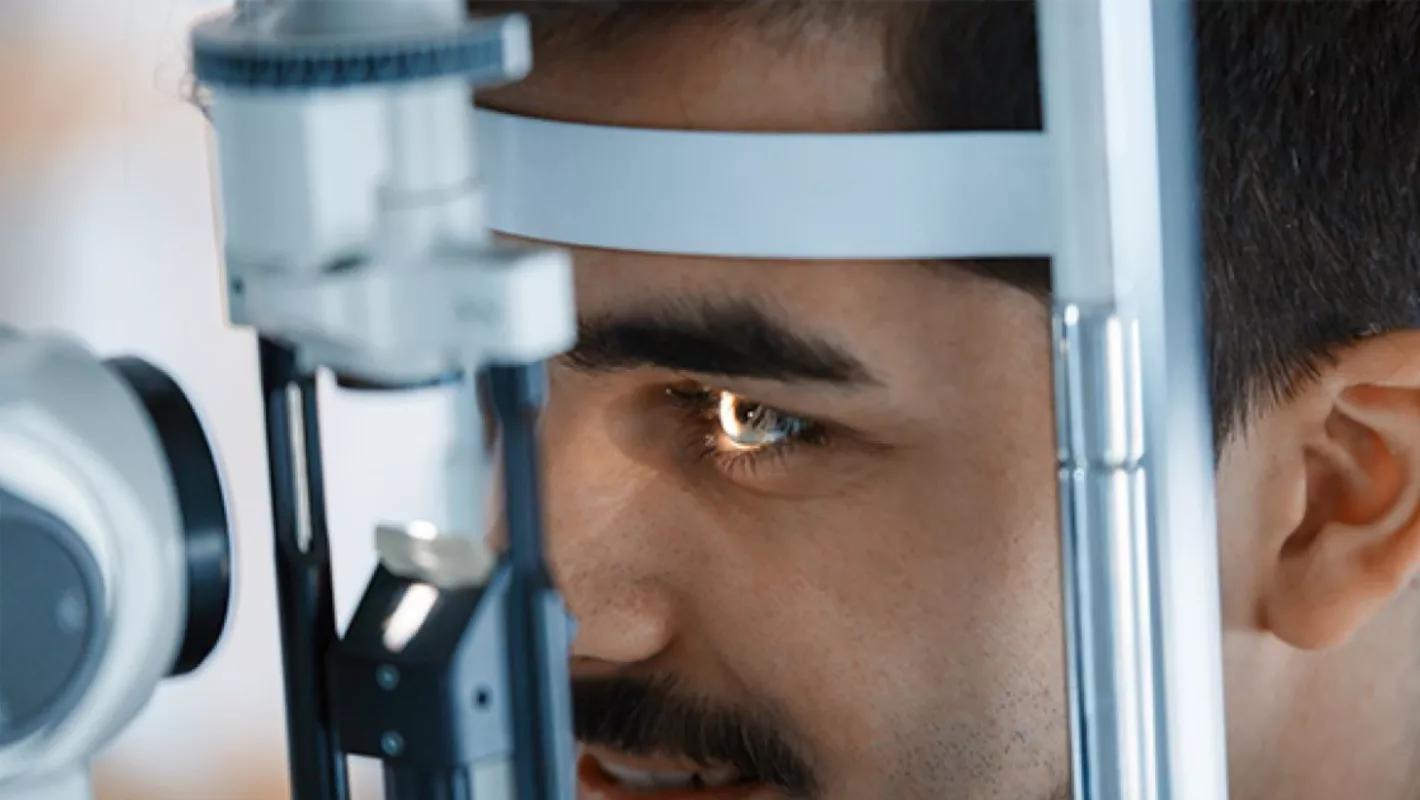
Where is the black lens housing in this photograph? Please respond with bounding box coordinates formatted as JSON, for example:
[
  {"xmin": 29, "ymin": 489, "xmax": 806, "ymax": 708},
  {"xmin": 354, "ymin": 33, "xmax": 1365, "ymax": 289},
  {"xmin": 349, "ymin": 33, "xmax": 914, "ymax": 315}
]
[{"xmin": 107, "ymin": 357, "xmax": 233, "ymax": 677}]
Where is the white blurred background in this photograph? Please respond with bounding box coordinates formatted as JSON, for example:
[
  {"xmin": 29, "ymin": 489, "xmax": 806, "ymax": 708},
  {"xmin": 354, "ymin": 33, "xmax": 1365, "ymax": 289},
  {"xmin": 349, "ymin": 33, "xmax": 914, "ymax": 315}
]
[{"xmin": 0, "ymin": 1, "xmax": 458, "ymax": 797}]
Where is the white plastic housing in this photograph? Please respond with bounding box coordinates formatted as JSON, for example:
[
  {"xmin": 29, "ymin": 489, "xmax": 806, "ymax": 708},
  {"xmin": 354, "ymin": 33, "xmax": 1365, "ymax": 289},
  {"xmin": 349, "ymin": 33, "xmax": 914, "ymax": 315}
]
[
  {"xmin": 209, "ymin": 86, "xmax": 387, "ymax": 280},
  {"xmin": 0, "ymin": 333, "xmax": 187, "ymax": 800},
  {"xmin": 207, "ymin": 80, "xmax": 575, "ymax": 382}
]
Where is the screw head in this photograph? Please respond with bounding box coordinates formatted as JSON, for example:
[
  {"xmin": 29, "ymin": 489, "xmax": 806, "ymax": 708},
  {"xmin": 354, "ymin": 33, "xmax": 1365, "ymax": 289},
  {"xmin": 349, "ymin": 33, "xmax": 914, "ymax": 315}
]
[
  {"xmin": 380, "ymin": 731, "xmax": 405, "ymax": 756},
  {"xmin": 375, "ymin": 664, "xmax": 400, "ymax": 690}
]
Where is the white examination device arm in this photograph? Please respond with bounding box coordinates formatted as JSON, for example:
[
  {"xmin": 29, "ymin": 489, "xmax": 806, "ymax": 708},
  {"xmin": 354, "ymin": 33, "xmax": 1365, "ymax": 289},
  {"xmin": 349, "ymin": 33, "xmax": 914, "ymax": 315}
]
[
  {"xmin": 0, "ymin": 334, "xmax": 233, "ymax": 800},
  {"xmin": 190, "ymin": 2, "xmax": 577, "ymax": 799}
]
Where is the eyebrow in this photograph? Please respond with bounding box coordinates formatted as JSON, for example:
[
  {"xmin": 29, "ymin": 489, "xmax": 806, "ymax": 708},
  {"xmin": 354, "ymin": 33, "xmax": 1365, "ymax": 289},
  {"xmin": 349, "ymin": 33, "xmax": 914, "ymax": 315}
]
[{"xmin": 564, "ymin": 299, "xmax": 878, "ymax": 385}]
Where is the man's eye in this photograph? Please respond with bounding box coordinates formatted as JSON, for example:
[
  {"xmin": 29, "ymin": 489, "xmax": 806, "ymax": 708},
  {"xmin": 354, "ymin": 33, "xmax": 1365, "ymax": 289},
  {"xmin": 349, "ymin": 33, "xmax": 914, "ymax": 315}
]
[
  {"xmin": 666, "ymin": 386, "xmax": 828, "ymax": 475},
  {"xmin": 716, "ymin": 391, "xmax": 816, "ymax": 450}
]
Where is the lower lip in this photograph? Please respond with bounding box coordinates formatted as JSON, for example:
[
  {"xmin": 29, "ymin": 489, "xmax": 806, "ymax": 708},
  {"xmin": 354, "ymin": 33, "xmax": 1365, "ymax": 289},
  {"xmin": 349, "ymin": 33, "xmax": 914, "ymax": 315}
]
[{"xmin": 577, "ymin": 754, "xmax": 770, "ymax": 800}]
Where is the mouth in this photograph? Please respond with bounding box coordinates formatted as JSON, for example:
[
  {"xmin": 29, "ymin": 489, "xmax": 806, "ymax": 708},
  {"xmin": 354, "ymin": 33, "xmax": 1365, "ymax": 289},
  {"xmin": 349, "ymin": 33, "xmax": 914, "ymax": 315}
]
[{"xmin": 578, "ymin": 746, "xmax": 776, "ymax": 800}]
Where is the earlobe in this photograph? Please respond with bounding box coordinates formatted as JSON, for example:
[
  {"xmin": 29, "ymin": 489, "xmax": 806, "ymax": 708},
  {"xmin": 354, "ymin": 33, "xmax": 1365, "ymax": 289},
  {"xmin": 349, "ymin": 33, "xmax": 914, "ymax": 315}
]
[{"xmin": 1262, "ymin": 382, "xmax": 1420, "ymax": 650}]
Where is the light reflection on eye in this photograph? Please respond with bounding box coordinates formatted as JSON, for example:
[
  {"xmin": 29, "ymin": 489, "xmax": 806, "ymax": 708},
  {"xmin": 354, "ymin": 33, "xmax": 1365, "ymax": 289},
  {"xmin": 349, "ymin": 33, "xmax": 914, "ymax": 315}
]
[
  {"xmin": 665, "ymin": 384, "xmax": 828, "ymax": 475},
  {"xmin": 716, "ymin": 391, "xmax": 816, "ymax": 451}
]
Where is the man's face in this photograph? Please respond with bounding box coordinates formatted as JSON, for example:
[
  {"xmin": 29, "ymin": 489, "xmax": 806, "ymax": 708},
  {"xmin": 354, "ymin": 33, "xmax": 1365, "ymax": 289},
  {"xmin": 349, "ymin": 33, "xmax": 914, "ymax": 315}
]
[{"xmin": 485, "ymin": 16, "xmax": 1069, "ymax": 799}]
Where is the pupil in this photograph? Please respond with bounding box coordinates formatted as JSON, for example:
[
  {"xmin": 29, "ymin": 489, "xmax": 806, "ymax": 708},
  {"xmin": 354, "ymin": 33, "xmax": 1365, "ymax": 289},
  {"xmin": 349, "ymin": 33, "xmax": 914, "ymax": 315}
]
[{"xmin": 735, "ymin": 401, "xmax": 762, "ymax": 425}]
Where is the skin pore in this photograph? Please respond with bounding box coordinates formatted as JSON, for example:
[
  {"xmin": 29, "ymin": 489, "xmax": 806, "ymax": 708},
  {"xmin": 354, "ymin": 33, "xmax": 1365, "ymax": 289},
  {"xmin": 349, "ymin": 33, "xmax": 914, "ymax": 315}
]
[{"xmin": 479, "ymin": 9, "xmax": 1420, "ymax": 800}]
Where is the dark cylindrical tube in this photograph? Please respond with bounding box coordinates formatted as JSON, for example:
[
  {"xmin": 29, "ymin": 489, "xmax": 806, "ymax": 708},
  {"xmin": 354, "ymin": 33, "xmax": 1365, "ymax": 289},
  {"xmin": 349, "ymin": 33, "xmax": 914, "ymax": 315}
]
[
  {"xmin": 258, "ymin": 338, "xmax": 349, "ymax": 800},
  {"xmin": 489, "ymin": 364, "xmax": 576, "ymax": 800}
]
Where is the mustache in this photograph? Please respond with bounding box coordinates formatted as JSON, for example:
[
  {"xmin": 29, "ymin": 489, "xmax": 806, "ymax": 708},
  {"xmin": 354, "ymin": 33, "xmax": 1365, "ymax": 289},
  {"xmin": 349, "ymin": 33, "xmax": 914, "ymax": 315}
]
[{"xmin": 573, "ymin": 675, "xmax": 818, "ymax": 797}]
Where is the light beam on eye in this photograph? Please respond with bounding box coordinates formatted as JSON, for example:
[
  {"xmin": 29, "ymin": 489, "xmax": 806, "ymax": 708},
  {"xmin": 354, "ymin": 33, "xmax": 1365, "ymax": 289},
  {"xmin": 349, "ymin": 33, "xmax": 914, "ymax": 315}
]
[{"xmin": 718, "ymin": 391, "xmax": 757, "ymax": 450}]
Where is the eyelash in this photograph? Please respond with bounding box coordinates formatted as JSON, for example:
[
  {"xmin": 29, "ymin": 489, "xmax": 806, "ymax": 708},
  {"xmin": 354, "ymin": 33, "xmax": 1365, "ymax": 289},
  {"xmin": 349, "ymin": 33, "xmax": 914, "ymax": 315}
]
[{"xmin": 665, "ymin": 385, "xmax": 829, "ymax": 478}]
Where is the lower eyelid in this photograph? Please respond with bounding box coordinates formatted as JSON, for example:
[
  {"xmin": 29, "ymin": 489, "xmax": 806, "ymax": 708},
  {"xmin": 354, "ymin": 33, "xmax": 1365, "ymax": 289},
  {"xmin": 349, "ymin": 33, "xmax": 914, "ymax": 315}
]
[{"xmin": 710, "ymin": 440, "xmax": 798, "ymax": 481}]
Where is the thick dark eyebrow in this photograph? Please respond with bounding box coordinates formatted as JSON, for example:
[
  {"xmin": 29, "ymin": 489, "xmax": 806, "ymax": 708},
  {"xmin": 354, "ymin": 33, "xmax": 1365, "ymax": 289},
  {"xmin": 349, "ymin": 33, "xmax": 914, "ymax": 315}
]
[{"xmin": 564, "ymin": 300, "xmax": 878, "ymax": 385}]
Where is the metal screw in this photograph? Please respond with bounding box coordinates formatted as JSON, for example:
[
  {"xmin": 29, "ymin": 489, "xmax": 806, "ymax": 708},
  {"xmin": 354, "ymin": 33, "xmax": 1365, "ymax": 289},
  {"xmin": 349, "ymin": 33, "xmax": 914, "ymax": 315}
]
[
  {"xmin": 375, "ymin": 664, "xmax": 400, "ymax": 690},
  {"xmin": 380, "ymin": 731, "xmax": 405, "ymax": 757}
]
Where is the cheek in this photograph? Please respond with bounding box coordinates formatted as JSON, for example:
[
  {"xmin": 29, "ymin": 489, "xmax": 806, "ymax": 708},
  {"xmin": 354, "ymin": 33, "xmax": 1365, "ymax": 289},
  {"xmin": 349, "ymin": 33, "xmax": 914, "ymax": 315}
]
[{"xmin": 683, "ymin": 417, "xmax": 1066, "ymax": 782}]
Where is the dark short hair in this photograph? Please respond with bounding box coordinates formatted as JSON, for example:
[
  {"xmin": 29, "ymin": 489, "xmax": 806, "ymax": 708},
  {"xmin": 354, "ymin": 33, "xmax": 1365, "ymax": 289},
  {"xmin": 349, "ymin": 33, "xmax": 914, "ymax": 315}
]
[{"xmin": 474, "ymin": 1, "xmax": 1420, "ymax": 443}]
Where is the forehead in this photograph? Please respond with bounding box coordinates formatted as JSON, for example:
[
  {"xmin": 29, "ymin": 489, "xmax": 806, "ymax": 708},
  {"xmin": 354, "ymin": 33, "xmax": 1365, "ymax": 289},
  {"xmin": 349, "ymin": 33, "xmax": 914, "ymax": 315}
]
[{"xmin": 478, "ymin": 10, "xmax": 895, "ymax": 131}]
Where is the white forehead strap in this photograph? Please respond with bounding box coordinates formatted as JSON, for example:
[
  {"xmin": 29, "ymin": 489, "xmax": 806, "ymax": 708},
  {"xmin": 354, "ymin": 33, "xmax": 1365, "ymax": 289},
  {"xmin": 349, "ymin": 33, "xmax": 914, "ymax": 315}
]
[{"xmin": 476, "ymin": 109, "xmax": 1050, "ymax": 261}]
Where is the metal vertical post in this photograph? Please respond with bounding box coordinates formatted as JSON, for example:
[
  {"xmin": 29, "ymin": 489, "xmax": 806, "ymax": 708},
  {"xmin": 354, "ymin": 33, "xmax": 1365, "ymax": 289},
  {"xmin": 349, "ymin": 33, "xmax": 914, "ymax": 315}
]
[
  {"xmin": 258, "ymin": 339, "xmax": 349, "ymax": 800},
  {"xmin": 489, "ymin": 364, "xmax": 577, "ymax": 800},
  {"xmin": 1143, "ymin": 3, "xmax": 1230, "ymax": 798},
  {"xmin": 1038, "ymin": 1, "xmax": 1229, "ymax": 799}
]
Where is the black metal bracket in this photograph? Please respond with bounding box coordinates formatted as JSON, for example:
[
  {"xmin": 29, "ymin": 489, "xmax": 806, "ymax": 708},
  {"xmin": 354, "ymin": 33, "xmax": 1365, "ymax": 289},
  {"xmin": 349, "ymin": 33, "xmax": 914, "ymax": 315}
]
[{"xmin": 328, "ymin": 565, "xmax": 514, "ymax": 800}]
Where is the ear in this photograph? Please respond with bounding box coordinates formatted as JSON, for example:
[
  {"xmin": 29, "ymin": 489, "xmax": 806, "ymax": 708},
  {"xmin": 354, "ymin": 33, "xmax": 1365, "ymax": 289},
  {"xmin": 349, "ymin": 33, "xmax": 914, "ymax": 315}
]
[{"xmin": 1254, "ymin": 332, "xmax": 1420, "ymax": 649}]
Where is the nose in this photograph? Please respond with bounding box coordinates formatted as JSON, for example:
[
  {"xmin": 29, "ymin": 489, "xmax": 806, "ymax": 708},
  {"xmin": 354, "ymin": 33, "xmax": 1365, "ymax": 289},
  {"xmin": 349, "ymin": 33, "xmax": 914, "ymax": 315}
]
[
  {"xmin": 547, "ymin": 454, "xmax": 681, "ymax": 673},
  {"xmin": 563, "ymin": 572, "xmax": 678, "ymax": 670},
  {"xmin": 486, "ymin": 512, "xmax": 679, "ymax": 670},
  {"xmin": 485, "ymin": 398, "xmax": 683, "ymax": 674}
]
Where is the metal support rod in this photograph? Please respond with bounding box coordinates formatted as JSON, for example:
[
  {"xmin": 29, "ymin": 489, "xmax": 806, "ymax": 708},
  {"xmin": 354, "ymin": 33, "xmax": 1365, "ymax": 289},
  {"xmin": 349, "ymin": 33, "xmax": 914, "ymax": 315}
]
[
  {"xmin": 1038, "ymin": 1, "xmax": 1228, "ymax": 799},
  {"xmin": 258, "ymin": 338, "xmax": 349, "ymax": 800},
  {"xmin": 488, "ymin": 364, "xmax": 575, "ymax": 800},
  {"xmin": 1142, "ymin": 2, "xmax": 1230, "ymax": 798}
]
